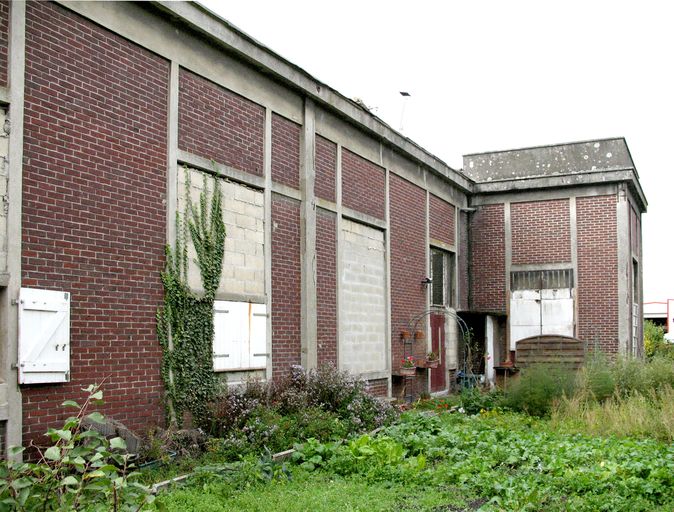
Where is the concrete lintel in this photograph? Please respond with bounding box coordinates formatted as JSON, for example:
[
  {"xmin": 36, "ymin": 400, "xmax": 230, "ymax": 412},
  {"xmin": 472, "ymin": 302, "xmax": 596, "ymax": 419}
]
[
  {"xmin": 315, "ymin": 197, "xmax": 337, "ymax": 214},
  {"xmin": 511, "ymin": 262, "xmax": 573, "ymax": 272},
  {"xmin": 271, "ymin": 182, "xmax": 301, "ymax": 202},
  {"xmin": 177, "ymin": 149, "xmax": 266, "ymax": 190},
  {"xmin": 429, "ymin": 238, "xmax": 454, "ymax": 253},
  {"xmin": 359, "ymin": 370, "xmax": 390, "ymax": 381},
  {"xmin": 341, "ymin": 207, "xmax": 387, "ymax": 231},
  {"xmin": 471, "ymin": 183, "xmax": 619, "ymax": 206},
  {"xmin": 214, "ymin": 291, "xmax": 266, "ymax": 304}
]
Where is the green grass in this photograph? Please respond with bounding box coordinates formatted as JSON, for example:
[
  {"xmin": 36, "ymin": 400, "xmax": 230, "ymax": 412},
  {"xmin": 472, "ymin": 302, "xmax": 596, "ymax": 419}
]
[{"xmin": 148, "ymin": 410, "xmax": 674, "ymax": 511}]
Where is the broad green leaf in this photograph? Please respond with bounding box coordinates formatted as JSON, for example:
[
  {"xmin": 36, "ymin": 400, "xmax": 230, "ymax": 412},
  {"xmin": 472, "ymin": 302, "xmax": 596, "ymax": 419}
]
[
  {"xmin": 109, "ymin": 437, "xmax": 126, "ymax": 450},
  {"xmin": 61, "ymin": 475, "xmax": 79, "ymax": 486},
  {"xmin": 90, "ymin": 390, "xmax": 103, "ymax": 401},
  {"xmin": 84, "ymin": 469, "xmax": 106, "ymax": 479},
  {"xmin": 53, "ymin": 429, "xmax": 72, "ymax": 441},
  {"xmin": 86, "ymin": 411, "xmax": 105, "ymax": 424},
  {"xmin": 10, "ymin": 477, "xmax": 33, "ymax": 490},
  {"xmin": 61, "ymin": 400, "xmax": 80, "ymax": 408},
  {"xmin": 44, "ymin": 446, "xmax": 61, "ymax": 461}
]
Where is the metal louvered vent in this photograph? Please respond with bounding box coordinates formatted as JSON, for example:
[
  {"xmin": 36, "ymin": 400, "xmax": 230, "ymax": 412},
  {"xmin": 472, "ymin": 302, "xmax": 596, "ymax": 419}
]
[{"xmin": 511, "ymin": 269, "xmax": 574, "ymax": 291}]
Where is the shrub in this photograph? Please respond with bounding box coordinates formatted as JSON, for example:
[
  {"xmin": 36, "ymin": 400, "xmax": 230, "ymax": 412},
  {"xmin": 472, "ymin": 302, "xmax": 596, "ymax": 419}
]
[
  {"xmin": 644, "ymin": 320, "xmax": 674, "ymax": 360},
  {"xmin": 458, "ymin": 387, "xmax": 505, "ymax": 415},
  {"xmin": 204, "ymin": 364, "xmax": 397, "ymax": 455},
  {"xmin": 504, "ymin": 364, "xmax": 576, "ymax": 416},
  {"xmin": 0, "ymin": 384, "xmax": 152, "ymax": 511}
]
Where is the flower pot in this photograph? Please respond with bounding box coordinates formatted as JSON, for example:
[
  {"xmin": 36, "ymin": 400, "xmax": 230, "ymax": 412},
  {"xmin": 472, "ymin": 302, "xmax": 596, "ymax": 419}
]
[
  {"xmin": 414, "ymin": 330, "xmax": 424, "ymax": 340},
  {"xmin": 425, "ymin": 359, "xmax": 439, "ymax": 369},
  {"xmin": 400, "ymin": 329, "xmax": 411, "ymax": 341},
  {"xmin": 399, "ymin": 366, "xmax": 416, "ymax": 377}
]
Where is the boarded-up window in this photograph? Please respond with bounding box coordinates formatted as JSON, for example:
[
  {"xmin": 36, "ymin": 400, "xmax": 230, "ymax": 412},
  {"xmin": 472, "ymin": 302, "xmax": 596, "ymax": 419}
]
[
  {"xmin": 340, "ymin": 219, "xmax": 387, "ymax": 375},
  {"xmin": 509, "ymin": 269, "xmax": 574, "ymax": 349}
]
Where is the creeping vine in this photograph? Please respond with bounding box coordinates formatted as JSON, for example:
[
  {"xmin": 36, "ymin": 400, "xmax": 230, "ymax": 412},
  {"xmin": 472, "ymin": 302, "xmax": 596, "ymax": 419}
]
[{"xmin": 157, "ymin": 168, "xmax": 225, "ymax": 427}]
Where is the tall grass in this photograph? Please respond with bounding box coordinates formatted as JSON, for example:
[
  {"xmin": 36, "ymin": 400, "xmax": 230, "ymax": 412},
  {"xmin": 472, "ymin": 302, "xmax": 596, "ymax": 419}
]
[{"xmin": 548, "ymin": 355, "xmax": 674, "ymax": 441}]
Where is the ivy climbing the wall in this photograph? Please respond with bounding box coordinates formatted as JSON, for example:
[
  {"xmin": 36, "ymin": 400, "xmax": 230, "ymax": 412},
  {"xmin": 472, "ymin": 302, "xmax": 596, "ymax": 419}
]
[{"xmin": 157, "ymin": 169, "xmax": 226, "ymax": 428}]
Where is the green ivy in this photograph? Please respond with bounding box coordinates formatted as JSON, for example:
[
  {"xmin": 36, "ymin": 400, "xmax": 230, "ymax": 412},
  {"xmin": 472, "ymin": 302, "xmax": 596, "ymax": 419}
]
[{"xmin": 157, "ymin": 168, "xmax": 226, "ymax": 428}]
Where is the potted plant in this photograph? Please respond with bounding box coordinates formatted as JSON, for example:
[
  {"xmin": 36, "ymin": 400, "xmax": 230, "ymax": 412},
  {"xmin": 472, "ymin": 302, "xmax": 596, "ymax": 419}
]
[
  {"xmin": 414, "ymin": 330, "xmax": 425, "ymax": 340},
  {"xmin": 425, "ymin": 351, "xmax": 439, "ymax": 368},
  {"xmin": 399, "ymin": 356, "xmax": 417, "ymax": 376},
  {"xmin": 400, "ymin": 329, "xmax": 411, "ymax": 341}
]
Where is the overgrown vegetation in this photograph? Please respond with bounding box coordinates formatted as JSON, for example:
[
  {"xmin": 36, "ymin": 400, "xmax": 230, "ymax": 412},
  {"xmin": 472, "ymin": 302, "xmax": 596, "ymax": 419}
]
[
  {"xmin": 157, "ymin": 170, "xmax": 225, "ymax": 428},
  {"xmin": 204, "ymin": 365, "xmax": 397, "ymax": 460},
  {"xmin": 644, "ymin": 319, "xmax": 674, "ymax": 360},
  {"xmin": 0, "ymin": 385, "xmax": 152, "ymax": 512},
  {"xmin": 151, "ymin": 411, "xmax": 674, "ymax": 511}
]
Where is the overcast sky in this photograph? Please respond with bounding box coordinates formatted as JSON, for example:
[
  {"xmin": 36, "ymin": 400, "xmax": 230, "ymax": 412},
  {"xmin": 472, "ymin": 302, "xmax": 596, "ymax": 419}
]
[{"xmin": 200, "ymin": 0, "xmax": 673, "ymax": 302}]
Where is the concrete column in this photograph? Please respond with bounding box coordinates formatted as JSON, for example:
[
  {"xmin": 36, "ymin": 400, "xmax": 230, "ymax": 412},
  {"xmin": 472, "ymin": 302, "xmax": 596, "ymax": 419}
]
[
  {"xmin": 504, "ymin": 202, "xmax": 514, "ymax": 351},
  {"xmin": 384, "ymin": 165, "xmax": 392, "ymax": 396},
  {"xmin": 166, "ymin": 61, "xmax": 179, "ymax": 247},
  {"xmin": 3, "ymin": 0, "xmax": 26, "ymax": 457},
  {"xmin": 424, "ymin": 186, "xmax": 430, "ymax": 392},
  {"xmin": 300, "ymin": 99, "xmax": 317, "ymax": 369},
  {"xmin": 264, "ymin": 108, "xmax": 273, "ymax": 380},
  {"xmin": 569, "ymin": 197, "xmax": 579, "ymax": 338},
  {"xmin": 335, "ymin": 144, "xmax": 343, "ymax": 370},
  {"xmin": 485, "ymin": 315, "xmax": 497, "ymax": 384},
  {"xmin": 616, "ymin": 184, "xmax": 630, "ymax": 355}
]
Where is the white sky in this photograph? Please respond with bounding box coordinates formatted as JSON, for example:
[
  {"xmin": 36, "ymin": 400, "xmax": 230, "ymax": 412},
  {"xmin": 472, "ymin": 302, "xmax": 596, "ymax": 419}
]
[{"xmin": 199, "ymin": 0, "xmax": 673, "ymax": 302}]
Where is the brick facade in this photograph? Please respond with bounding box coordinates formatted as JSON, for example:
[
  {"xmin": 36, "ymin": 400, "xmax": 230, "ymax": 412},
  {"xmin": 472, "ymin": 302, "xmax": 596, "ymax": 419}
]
[
  {"xmin": 365, "ymin": 378, "xmax": 388, "ymax": 398},
  {"xmin": 316, "ymin": 208, "xmax": 337, "ymax": 366},
  {"xmin": 179, "ymin": 69, "xmax": 264, "ymax": 177},
  {"xmin": 577, "ymin": 195, "xmax": 618, "ymax": 353},
  {"xmin": 469, "ymin": 204, "xmax": 506, "ymax": 312},
  {"xmin": 511, "ymin": 199, "xmax": 571, "ymax": 265},
  {"xmin": 271, "ymin": 113, "xmax": 301, "ymax": 189},
  {"xmin": 0, "ymin": 0, "xmax": 9, "ymax": 87},
  {"xmin": 271, "ymin": 194, "xmax": 302, "ymax": 377},
  {"xmin": 315, "ymin": 135, "xmax": 336, "ymax": 202},
  {"xmin": 429, "ymin": 194, "xmax": 455, "ymax": 246},
  {"xmin": 22, "ymin": 1, "xmax": 168, "ymax": 446},
  {"xmin": 389, "ymin": 174, "xmax": 427, "ymax": 394},
  {"xmin": 341, "ymin": 148, "xmax": 385, "ymax": 219}
]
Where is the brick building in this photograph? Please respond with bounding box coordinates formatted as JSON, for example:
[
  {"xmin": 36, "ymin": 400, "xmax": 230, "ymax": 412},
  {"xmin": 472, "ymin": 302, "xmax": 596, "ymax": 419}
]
[{"xmin": 0, "ymin": 1, "xmax": 646, "ymax": 453}]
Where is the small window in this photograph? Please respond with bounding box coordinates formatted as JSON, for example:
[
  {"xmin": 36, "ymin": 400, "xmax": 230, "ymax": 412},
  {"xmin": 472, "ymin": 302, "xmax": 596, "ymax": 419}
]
[{"xmin": 430, "ymin": 248, "xmax": 455, "ymax": 307}]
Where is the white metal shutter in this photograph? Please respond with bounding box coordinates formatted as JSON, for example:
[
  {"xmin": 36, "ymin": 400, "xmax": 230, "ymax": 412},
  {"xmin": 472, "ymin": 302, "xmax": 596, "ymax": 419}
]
[
  {"xmin": 249, "ymin": 303, "xmax": 267, "ymax": 369},
  {"xmin": 18, "ymin": 288, "xmax": 70, "ymax": 384},
  {"xmin": 541, "ymin": 288, "xmax": 574, "ymax": 337},
  {"xmin": 213, "ymin": 301, "xmax": 247, "ymax": 371},
  {"xmin": 510, "ymin": 289, "xmax": 542, "ymax": 349}
]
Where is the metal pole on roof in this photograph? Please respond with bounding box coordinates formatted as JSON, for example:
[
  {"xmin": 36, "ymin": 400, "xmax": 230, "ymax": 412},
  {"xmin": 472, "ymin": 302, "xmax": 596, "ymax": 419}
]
[{"xmin": 399, "ymin": 91, "xmax": 411, "ymax": 132}]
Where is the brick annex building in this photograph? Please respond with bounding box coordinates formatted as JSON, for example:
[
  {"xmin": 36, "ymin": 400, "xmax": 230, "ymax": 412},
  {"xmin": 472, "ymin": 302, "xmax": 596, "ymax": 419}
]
[{"xmin": 0, "ymin": 1, "xmax": 646, "ymax": 452}]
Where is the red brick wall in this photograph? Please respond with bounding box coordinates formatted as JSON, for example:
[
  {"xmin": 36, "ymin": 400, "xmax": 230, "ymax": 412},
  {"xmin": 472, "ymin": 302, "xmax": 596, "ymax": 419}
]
[
  {"xmin": 342, "ymin": 148, "xmax": 385, "ymax": 219},
  {"xmin": 271, "ymin": 113, "xmax": 300, "ymax": 189},
  {"xmin": 315, "ymin": 135, "xmax": 336, "ymax": 202},
  {"xmin": 271, "ymin": 194, "xmax": 302, "ymax": 376},
  {"xmin": 179, "ymin": 68, "xmax": 264, "ymax": 176},
  {"xmin": 0, "ymin": 0, "xmax": 9, "ymax": 87},
  {"xmin": 429, "ymin": 194, "xmax": 455, "ymax": 246},
  {"xmin": 316, "ymin": 208, "xmax": 337, "ymax": 366},
  {"xmin": 22, "ymin": 2, "xmax": 168, "ymax": 446},
  {"xmin": 511, "ymin": 199, "xmax": 571, "ymax": 265},
  {"xmin": 389, "ymin": 174, "xmax": 427, "ymax": 394},
  {"xmin": 458, "ymin": 211, "xmax": 469, "ymax": 311},
  {"xmin": 469, "ymin": 204, "xmax": 505, "ymax": 312},
  {"xmin": 365, "ymin": 378, "xmax": 388, "ymax": 398},
  {"xmin": 577, "ymin": 195, "xmax": 618, "ymax": 353}
]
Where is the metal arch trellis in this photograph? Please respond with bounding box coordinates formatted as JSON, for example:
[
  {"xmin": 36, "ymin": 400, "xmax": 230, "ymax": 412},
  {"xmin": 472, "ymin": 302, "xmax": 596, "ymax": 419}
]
[{"xmin": 402, "ymin": 306, "xmax": 479, "ymax": 393}]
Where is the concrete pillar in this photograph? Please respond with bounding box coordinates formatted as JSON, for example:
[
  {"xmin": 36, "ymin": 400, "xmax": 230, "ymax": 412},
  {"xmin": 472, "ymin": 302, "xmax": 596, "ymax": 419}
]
[
  {"xmin": 485, "ymin": 315, "xmax": 497, "ymax": 384},
  {"xmin": 300, "ymin": 99, "xmax": 317, "ymax": 369},
  {"xmin": 616, "ymin": 184, "xmax": 631, "ymax": 355},
  {"xmin": 569, "ymin": 197, "xmax": 579, "ymax": 338},
  {"xmin": 504, "ymin": 202, "xmax": 513, "ymax": 351},
  {"xmin": 2, "ymin": 0, "xmax": 26, "ymax": 457},
  {"xmin": 264, "ymin": 108, "xmax": 273, "ymax": 380}
]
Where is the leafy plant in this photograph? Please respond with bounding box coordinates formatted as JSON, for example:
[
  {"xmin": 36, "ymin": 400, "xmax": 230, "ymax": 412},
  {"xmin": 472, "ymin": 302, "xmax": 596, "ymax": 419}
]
[
  {"xmin": 400, "ymin": 356, "xmax": 416, "ymax": 368},
  {"xmin": 0, "ymin": 384, "xmax": 152, "ymax": 511},
  {"xmin": 157, "ymin": 168, "xmax": 225, "ymax": 428},
  {"xmin": 504, "ymin": 364, "xmax": 576, "ymax": 416}
]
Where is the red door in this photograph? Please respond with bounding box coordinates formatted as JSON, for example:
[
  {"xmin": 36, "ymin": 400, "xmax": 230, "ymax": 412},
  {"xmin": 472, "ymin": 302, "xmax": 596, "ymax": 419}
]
[{"xmin": 430, "ymin": 313, "xmax": 446, "ymax": 392}]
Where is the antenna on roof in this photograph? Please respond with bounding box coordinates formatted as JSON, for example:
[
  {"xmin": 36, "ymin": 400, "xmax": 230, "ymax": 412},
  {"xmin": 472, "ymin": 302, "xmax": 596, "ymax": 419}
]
[{"xmin": 399, "ymin": 91, "xmax": 411, "ymax": 132}]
